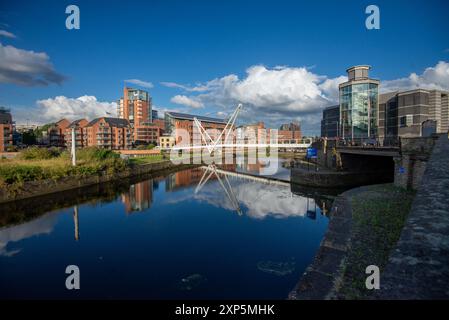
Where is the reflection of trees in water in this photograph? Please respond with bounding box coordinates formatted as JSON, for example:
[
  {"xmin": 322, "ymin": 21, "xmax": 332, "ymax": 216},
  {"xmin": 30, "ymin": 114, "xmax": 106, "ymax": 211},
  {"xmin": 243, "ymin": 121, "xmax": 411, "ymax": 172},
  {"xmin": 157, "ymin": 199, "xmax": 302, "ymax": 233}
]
[{"xmin": 0, "ymin": 165, "xmax": 199, "ymax": 229}]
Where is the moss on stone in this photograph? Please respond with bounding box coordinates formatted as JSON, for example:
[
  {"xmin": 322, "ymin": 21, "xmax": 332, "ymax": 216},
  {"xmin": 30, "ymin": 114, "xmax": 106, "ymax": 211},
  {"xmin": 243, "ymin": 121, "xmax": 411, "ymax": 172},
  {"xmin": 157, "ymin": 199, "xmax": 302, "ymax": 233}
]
[{"xmin": 337, "ymin": 184, "xmax": 415, "ymax": 299}]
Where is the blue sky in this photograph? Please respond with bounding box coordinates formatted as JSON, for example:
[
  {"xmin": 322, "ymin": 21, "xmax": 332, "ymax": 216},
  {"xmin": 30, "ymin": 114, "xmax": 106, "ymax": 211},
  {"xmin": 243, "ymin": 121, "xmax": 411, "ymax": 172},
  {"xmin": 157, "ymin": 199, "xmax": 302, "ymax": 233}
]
[{"xmin": 1, "ymin": 0, "xmax": 448, "ymax": 135}]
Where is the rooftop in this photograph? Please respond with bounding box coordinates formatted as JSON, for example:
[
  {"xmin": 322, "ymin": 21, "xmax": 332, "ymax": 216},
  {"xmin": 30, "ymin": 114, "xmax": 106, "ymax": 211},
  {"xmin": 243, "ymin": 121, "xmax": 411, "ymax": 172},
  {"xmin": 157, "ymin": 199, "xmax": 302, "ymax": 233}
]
[
  {"xmin": 87, "ymin": 117, "xmax": 130, "ymax": 128},
  {"xmin": 165, "ymin": 111, "xmax": 227, "ymax": 124}
]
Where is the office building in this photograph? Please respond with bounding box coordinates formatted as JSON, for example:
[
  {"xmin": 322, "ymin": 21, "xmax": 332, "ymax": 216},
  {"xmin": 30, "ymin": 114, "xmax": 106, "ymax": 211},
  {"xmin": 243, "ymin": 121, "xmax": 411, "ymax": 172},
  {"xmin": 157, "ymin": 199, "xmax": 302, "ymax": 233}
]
[
  {"xmin": 152, "ymin": 109, "xmax": 158, "ymax": 120},
  {"xmin": 320, "ymin": 65, "xmax": 449, "ymax": 141},
  {"xmin": 321, "ymin": 105, "xmax": 339, "ymax": 138},
  {"xmin": 0, "ymin": 107, "xmax": 13, "ymax": 152},
  {"xmin": 339, "ymin": 65, "xmax": 380, "ymax": 140},
  {"xmin": 378, "ymin": 89, "xmax": 449, "ymax": 139}
]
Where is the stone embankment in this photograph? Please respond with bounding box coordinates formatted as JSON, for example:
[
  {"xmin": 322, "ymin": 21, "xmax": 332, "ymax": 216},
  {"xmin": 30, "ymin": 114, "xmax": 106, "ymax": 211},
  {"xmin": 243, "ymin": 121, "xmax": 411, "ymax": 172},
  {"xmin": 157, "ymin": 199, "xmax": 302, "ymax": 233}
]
[
  {"xmin": 289, "ymin": 134, "xmax": 449, "ymax": 299},
  {"xmin": 379, "ymin": 134, "xmax": 449, "ymax": 299}
]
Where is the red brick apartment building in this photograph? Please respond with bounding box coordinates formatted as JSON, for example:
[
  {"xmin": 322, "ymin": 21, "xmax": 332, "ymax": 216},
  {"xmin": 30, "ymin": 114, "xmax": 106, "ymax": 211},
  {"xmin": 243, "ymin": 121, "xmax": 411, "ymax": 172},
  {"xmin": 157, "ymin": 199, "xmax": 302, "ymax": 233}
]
[
  {"xmin": 86, "ymin": 117, "xmax": 133, "ymax": 149},
  {"xmin": 47, "ymin": 118, "xmax": 71, "ymax": 147},
  {"xmin": 238, "ymin": 121, "xmax": 302, "ymax": 144},
  {"xmin": 0, "ymin": 107, "xmax": 13, "ymax": 152},
  {"xmin": 164, "ymin": 112, "xmax": 229, "ymax": 145},
  {"xmin": 117, "ymin": 87, "xmax": 165, "ymax": 144},
  {"xmin": 64, "ymin": 119, "xmax": 89, "ymax": 148}
]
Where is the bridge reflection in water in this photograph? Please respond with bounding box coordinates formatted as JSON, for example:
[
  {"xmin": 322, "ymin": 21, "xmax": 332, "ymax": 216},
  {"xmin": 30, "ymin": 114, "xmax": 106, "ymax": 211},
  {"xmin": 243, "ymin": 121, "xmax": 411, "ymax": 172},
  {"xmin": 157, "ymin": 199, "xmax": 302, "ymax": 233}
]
[{"xmin": 0, "ymin": 158, "xmax": 339, "ymax": 299}]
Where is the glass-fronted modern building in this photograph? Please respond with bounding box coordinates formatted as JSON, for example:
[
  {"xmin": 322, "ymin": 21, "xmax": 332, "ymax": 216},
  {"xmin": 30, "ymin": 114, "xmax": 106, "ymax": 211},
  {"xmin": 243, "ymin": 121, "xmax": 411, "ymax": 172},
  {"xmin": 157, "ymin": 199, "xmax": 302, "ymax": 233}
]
[{"xmin": 339, "ymin": 66, "xmax": 379, "ymax": 140}]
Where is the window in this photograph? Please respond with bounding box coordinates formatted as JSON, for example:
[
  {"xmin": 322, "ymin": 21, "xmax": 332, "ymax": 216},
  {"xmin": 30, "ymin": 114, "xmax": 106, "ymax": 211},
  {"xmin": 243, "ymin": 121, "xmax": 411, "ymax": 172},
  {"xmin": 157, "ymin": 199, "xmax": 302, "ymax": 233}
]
[{"xmin": 400, "ymin": 115, "xmax": 414, "ymax": 127}]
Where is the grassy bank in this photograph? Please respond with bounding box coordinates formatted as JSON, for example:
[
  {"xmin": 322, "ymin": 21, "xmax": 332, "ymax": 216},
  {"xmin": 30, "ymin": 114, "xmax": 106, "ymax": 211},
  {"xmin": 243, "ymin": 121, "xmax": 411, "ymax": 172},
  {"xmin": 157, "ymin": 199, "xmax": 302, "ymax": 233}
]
[
  {"xmin": 337, "ymin": 184, "xmax": 416, "ymax": 299},
  {"xmin": 0, "ymin": 147, "xmax": 127, "ymax": 191},
  {"xmin": 128, "ymin": 154, "xmax": 165, "ymax": 165}
]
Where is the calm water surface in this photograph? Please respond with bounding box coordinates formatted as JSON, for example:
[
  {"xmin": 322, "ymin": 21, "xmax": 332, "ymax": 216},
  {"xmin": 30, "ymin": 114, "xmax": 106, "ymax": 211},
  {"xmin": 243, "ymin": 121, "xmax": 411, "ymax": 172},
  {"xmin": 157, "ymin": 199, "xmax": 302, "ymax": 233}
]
[{"xmin": 0, "ymin": 158, "xmax": 334, "ymax": 299}]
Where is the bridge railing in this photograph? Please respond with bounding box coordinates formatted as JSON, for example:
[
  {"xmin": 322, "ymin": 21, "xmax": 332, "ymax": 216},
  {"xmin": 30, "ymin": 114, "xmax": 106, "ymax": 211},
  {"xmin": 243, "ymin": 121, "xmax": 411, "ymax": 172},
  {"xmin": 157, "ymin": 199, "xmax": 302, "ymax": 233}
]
[{"xmin": 335, "ymin": 137, "xmax": 400, "ymax": 148}]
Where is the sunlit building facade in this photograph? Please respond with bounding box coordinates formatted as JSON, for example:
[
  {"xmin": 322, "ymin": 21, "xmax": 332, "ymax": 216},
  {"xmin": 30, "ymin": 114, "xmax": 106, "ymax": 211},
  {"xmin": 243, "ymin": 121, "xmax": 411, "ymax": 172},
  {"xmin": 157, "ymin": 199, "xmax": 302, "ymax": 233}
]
[{"xmin": 339, "ymin": 66, "xmax": 379, "ymax": 140}]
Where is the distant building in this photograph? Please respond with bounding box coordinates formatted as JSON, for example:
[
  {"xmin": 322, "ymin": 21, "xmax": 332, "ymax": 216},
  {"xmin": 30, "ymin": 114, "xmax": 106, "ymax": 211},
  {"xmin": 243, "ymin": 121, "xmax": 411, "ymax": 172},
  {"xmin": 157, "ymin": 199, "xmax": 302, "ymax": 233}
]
[
  {"xmin": 122, "ymin": 180, "xmax": 153, "ymax": 213},
  {"xmin": 320, "ymin": 65, "xmax": 449, "ymax": 141},
  {"xmin": 152, "ymin": 109, "xmax": 158, "ymax": 120},
  {"xmin": 134, "ymin": 122, "xmax": 162, "ymax": 145},
  {"xmin": 339, "ymin": 65, "xmax": 380, "ymax": 140},
  {"xmin": 278, "ymin": 122, "xmax": 302, "ymax": 143},
  {"xmin": 164, "ymin": 111, "xmax": 228, "ymax": 146},
  {"xmin": 117, "ymin": 87, "xmax": 152, "ymax": 125},
  {"xmin": 117, "ymin": 86, "xmax": 164, "ymax": 145},
  {"xmin": 0, "ymin": 107, "xmax": 13, "ymax": 152},
  {"xmin": 159, "ymin": 135, "xmax": 175, "ymax": 148},
  {"xmin": 65, "ymin": 119, "xmax": 89, "ymax": 148},
  {"xmin": 321, "ymin": 105, "xmax": 339, "ymax": 138},
  {"xmin": 46, "ymin": 119, "xmax": 71, "ymax": 147},
  {"xmin": 237, "ymin": 121, "xmax": 302, "ymax": 144},
  {"xmin": 86, "ymin": 117, "xmax": 133, "ymax": 149},
  {"xmin": 378, "ymin": 89, "xmax": 449, "ymax": 140}
]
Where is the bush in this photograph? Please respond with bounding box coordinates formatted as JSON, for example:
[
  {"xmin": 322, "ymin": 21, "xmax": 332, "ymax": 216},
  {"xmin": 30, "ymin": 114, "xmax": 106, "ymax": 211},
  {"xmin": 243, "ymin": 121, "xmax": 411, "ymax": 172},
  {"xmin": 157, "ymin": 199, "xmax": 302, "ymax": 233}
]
[
  {"xmin": 76, "ymin": 147, "xmax": 119, "ymax": 161},
  {"xmin": 19, "ymin": 147, "xmax": 61, "ymax": 160},
  {"xmin": 0, "ymin": 165, "xmax": 46, "ymax": 184}
]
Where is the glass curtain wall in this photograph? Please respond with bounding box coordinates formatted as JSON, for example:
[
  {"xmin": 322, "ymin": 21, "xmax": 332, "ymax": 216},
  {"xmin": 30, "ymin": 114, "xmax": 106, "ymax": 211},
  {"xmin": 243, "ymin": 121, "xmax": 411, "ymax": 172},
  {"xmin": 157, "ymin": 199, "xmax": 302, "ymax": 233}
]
[{"xmin": 340, "ymin": 83, "xmax": 378, "ymax": 140}]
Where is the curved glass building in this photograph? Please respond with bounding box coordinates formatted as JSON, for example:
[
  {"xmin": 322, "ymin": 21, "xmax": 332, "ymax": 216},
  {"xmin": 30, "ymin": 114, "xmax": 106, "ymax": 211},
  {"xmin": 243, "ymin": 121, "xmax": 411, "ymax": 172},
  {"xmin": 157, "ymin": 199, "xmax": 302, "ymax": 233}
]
[{"xmin": 339, "ymin": 66, "xmax": 379, "ymax": 140}]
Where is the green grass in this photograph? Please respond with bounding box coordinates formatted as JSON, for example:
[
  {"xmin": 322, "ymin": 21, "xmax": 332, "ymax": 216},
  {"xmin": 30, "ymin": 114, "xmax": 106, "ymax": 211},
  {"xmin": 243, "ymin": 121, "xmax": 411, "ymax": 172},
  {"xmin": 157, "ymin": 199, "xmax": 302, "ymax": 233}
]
[
  {"xmin": 128, "ymin": 154, "xmax": 165, "ymax": 165},
  {"xmin": 337, "ymin": 184, "xmax": 416, "ymax": 299}
]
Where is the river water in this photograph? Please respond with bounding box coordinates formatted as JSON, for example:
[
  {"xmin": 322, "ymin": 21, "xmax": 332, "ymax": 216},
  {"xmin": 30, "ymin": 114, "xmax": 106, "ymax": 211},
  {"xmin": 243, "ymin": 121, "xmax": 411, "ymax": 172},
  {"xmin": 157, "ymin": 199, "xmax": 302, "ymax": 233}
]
[{"xmin": 0, "ymin": 157, "xmax": 337, "ymax": 299}]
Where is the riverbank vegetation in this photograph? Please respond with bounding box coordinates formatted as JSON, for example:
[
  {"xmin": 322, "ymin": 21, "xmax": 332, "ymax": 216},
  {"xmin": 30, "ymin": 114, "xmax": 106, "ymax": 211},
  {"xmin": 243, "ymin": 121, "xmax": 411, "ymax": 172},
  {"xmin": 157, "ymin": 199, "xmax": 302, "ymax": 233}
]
[
  {"xmin": 0, "ymin": 147, "xmax": 127, "ymax": 189},
  {"xmin": 337, "ymin": 183, "xmax": 416, "ymax": 299}
]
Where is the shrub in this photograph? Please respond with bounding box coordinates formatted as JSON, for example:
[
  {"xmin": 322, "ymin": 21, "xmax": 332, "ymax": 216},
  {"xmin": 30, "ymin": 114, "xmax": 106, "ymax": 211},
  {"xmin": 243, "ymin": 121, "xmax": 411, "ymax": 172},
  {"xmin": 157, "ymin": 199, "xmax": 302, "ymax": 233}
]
[
  {"xmin": 19, "ymin": 147, "xmax": 61, "ymax": 160},
  {"xmin": 0, "ymin": 165, "xmax": 46, "ymax": 184},
  {"xmin": 76, "ymin": 147, "xmax": 119, "ymax": 161}
]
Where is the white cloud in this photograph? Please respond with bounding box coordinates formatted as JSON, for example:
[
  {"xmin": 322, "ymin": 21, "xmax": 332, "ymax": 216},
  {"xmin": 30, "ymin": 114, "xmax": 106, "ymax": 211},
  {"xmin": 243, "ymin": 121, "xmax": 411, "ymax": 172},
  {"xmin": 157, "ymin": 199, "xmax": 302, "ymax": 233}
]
[
  {"xmin": 0, "ymin": 212, "xmax": 58, "ymax": 257},
  {"xmin": 0, "ymin": 42, "xmax": 65, "ymax": 86},
  {"xmin": 171, "ymin": 94, "xmax": 204, "ymax": 109},
  {"xmin": 381, "ymin": 61, "xmax": 449, "ymax": 92},
  {"xmin": 124, "ymin": 78, "xmax": 153, "ymax": 89},
  {"xmin": 0, "ymin": 30, "xmax": 16, "ymax": 39},
  {"xmin": 167, "ymin": 65, "xmax": 345, "ymax": 134},
  {"xmin": 32, "ymin": 95, "xmax": 117, "ymax": 123},
  {"xmin": 191, "ymin": 179, "xmax": 310, "ymax": 219},
  {"xmin": 161, "ymin": 81, "xmax": 208, "ymax": 92}
]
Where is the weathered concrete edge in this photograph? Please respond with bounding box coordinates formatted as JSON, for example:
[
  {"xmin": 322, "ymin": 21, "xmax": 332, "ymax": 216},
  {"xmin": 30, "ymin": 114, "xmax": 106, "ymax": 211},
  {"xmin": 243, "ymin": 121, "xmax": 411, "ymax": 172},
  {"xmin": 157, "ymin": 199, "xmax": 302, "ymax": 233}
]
[
  {"xmin": 0, "ymin": 161, "xmax": 199, "ymax": 204},
  {"xmin": 288, "ymin": 185, "xmax": 382, "ymax": 300}
]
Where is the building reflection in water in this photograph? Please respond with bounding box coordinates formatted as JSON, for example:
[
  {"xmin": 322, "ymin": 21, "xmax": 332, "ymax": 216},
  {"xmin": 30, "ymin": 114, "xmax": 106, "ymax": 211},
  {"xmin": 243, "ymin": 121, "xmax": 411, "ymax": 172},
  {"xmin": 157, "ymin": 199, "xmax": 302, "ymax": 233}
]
[
  {"xmin": 235, "ymin": 155, "xmax": 272, "ymax": 175},
  {"xmin": 121, "ymin": 180, "xmax": 154, "ymax": 213}
]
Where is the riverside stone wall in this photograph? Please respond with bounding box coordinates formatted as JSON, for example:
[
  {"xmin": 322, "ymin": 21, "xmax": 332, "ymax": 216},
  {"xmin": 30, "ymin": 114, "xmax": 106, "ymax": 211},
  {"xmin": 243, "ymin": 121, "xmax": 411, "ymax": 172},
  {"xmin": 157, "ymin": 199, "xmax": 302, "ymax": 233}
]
[
  {"xmin": 380, "ymin": 134, "xmax": 449, "ymax": 299},
  {"xmin": 0, "ymin": 161, "xmax": 198, "ymax": 204},
  {"xmin": 394, "ymin": 135, "xmax": 440, "ymax": 190}
]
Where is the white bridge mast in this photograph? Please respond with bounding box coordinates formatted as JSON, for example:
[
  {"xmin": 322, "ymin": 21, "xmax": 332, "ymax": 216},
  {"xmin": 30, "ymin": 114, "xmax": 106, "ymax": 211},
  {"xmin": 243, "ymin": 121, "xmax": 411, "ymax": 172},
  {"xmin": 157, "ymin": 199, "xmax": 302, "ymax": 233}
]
[{"xmin": 193, "ymin": 103, "xmax": 242, "ymax": 154}]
